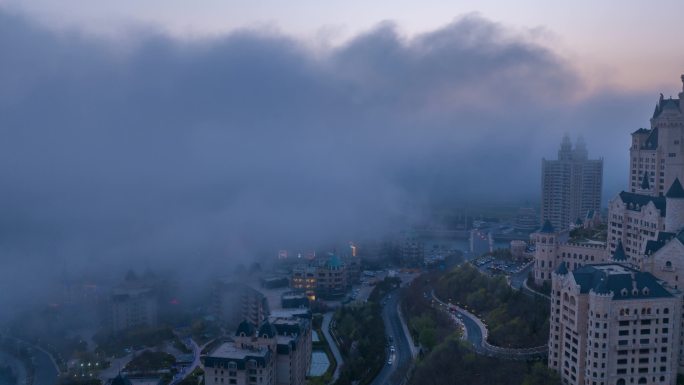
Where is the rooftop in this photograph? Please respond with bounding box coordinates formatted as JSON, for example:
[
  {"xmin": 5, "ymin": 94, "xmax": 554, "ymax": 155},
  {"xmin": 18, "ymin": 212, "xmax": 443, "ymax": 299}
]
[
  {"xmin": 617, "ymin": 191, "xmax": 666, "ymax": 216},
  {"xmin": 666, "ymin": 178, "xmax": 684, "ymax": 198},
  {"xmin": 568, "ymin": 224, "xmax": 607, "ymax": 244},
  {"xmin": 208, "ymin": 341, "xmax": 270, "ymax": 361},
  {"xmin": 570, "ymin": 264, "xmax": 672, "ymax": 300},
  {"xmin": 539, "ymin": 219, "xmax": 555, "ymax": 234}
]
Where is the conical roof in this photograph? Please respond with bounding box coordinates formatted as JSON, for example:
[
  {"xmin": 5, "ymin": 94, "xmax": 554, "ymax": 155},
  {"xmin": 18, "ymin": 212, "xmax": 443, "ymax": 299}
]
[
  {"xmin": 641, "ymin": 172, "xmax": 650, "ymax": 190},
  {"xmin": 327, "ymin": 254, "xmax": 343, "ymax": 269},
  {"xmin": 554, "ymin": 262, "xmax": 568, "ymax": 275},
  {"xmin": 666, "ymin": 178, "xmax": 684, "ymax": 198},
  {"xmin": 612, "ymin": 240, "xmax": 627, "ymax": 261},
  {"xmin": 539, "ymin": 219, "xmax": 555, "ymax": 234}
]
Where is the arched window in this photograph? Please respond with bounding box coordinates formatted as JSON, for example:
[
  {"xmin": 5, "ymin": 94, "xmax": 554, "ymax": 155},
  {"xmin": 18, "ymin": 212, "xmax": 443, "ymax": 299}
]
[
  {"xmin": 638, "ymin": 378, "xmax": 647, "ymax": 384},
  {"xmin": 666, "ymin": 261, "xmax": 672, "ymax": 268},
  {"xmin": 616, "ymin": 379, "xmax": 626, "ymax": 385}
]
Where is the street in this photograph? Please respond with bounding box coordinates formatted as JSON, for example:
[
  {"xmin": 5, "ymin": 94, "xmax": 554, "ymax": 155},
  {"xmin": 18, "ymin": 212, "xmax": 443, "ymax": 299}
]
[{"xmin": 369, "ymin": 291, "xmax": 412, "ymax": 385}]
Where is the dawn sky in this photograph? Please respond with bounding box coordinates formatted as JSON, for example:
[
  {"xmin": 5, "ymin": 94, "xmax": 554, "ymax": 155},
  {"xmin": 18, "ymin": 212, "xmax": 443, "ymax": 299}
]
[
  {"xmin": 2, "ymin": 0, "xmax": 683, "ymax": 91},
  {"xmin": 0, "ymin": 0, "xmax": 683, "ymax": 309}
]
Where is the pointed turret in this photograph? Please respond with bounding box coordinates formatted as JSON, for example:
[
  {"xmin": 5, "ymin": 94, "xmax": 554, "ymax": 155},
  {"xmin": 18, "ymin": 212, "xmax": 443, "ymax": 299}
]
[
  {"xmin": 539, "ymin": 219, "xmax": 555, "ymax": 234},
  {"xmin": 640, "ymin": 172, "xmax": 650, "ymax": 190},
  {"xmin": 666, "ymin": 178, "xmax": 684, "ymax": 198},
  {"xmin": 612, "ymin": 240, "xmax": 627, "ymax": 262},
  {"xmin": 666, "ymin": 178, "xmax": 684, "ymax": 232},
  {"xmin": 554, "ymin": 262, "xmax": 568, "ymax": 276}
]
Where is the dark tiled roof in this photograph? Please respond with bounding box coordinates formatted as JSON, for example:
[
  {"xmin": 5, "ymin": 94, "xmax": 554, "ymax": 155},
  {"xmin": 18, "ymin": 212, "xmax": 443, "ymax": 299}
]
[
  {"xmin": 617, "ymin": 191, "xmax": 666, "ymax": 216},
  {"xmin": 554, "ymin": 262, "xmax": 568, "ymax": 275},
  {"xmin": 632, "ymin": 128, "xmax": 650, "ymax": 135},
  {"xmin": 575, "ymin": 218, "xmax": 583, "ymax": 225},
  {"xmin": 258, "ymin": 322, "xmax": 277, "ymax": 338},
  {"xmin": 586, "ymin": 209, "xmax": 595, "ymax": 219},
  {"xmin": 539, "ymin": 219, "xmax": 555, "ymax": 233},
  {"xmin": 612, "ymin": 240, "xmax": 627, "ymax": 261},
  {"xmin": 571, "ymin": 264, "xmax": 671, "ymax": 300},
  {"xmin": 236, "ymin": 320, "xmax": 256, "ymax": 337},
  {"xmin": 666, "ymin": 178, "xmax": 684, "ymax": 198},
  {"xmin": 644, "ymin": 232, "xmax": 675, "ymax": 256},
  {"xmin": 653, "ymin": 97, "xmax": 681, "ymax": 119},
  {"xmin": 202, "ymin": 351, "xmax": 270, "ymax": 370},
  {"xmin": 642, "ymin": 127, "xmax": 659, "ymax": 150}
]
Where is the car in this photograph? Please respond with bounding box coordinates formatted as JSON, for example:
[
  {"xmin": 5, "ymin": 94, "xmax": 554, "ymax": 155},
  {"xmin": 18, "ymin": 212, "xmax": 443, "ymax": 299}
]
[{"xmin": 390, "ymin": 346, "xmax": 396, "ymax": 353}]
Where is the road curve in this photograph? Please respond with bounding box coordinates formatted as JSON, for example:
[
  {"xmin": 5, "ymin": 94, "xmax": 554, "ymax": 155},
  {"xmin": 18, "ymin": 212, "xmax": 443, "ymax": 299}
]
[
  {"xmin": 431, "ymin": 291, "xmax": 546, "ymax": 360},
  {"xmin": 369, "ymin": 291, "xmax": 412, "ymax": 385},
  {"xmin": 322, "ymin": 312, "xmax": 343, "ymax": 383}
]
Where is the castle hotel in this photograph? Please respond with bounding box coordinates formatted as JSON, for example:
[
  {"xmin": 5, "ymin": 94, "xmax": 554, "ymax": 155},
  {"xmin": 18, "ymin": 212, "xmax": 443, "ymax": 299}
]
[{"xmin": 535, "ymin": 75, "xmax": 684, "ymax": 385}]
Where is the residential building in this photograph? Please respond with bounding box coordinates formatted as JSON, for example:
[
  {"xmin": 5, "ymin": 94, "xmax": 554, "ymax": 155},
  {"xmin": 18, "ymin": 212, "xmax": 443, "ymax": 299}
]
[
  {"xmin": 606, "ymin": 190, "xmax": 667, "ymax": 267},
  {"xmin": 542, "ymin": 136, "xmax": 603, "ymax": 232},
  {"xmin": 214, "ymin": 281, "xmax": 269, "ymax": 330},
  {"xmin": 108, "ymin": 286, "xmax": 158, "ymax": 332},
  {"xmin": 549, "ymin": 264, "xmax": 680, "ymax": 385},
  {"xmin": 202, "ymin": 316, "xmax": 312, "ymax": 385},
  {"xmin": 545, "ymin": 75, "xmax": 684, "ymax": 384},
  {"xmin": 290, "ymin": 253, "xmax": 350, "ymax": 299},
  {"xmin": 531, "ymin": 220, "xmax": 608, "ymax": 286}
]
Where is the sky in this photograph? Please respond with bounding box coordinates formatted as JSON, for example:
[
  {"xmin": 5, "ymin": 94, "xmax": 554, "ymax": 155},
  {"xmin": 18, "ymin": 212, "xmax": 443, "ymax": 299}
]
[
  {"xmin": 2, "ymin": 0, "xmax": 683, "ymax": 91},
  {"xmin": 0, "ymin": 2, "xmax": 682, "ymax": 310}
]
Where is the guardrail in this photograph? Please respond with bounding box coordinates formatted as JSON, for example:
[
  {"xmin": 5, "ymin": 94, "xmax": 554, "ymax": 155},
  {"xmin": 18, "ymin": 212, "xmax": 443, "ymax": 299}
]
[{"xmin": 431, "ymin": 290, "xmax": 547, "ymax": 360}]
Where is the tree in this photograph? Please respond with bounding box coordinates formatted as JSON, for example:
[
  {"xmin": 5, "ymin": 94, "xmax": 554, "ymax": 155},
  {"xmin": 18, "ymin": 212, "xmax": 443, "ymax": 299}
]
[{"xmin": 521, "ymin": 362, "xmax": 561, "ymax": 385}]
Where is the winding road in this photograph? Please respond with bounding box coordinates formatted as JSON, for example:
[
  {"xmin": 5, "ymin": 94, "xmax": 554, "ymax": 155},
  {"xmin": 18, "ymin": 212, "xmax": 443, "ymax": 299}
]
[
  {"xmin": 431, "ymin": 290, "xmax": 546, "ymax": 360},
  {"xmin": 321, "ymin": 312, "xmax": 343, "ymax": 383},
  {"xmin": 369, "ymin": 291, "xmax": 412, "ymax": 385}
]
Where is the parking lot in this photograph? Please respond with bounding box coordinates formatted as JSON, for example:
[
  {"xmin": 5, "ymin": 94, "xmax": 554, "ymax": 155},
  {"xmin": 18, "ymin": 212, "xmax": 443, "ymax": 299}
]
[{"xmin": 471, "ymin": 254, "xmax": 530, "ymax": 276}]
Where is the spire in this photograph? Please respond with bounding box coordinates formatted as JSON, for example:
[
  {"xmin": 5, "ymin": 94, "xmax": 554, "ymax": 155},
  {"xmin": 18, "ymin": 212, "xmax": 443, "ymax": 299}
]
[
  {"xmin": 554, "ymin": 262, "xmax": 568, "ymax": 275},
  {"xmin": 666, "ymin": 178, "xmax": 684, "ymax": 198},
  {"xmin": 574, "ymin": 136, "xmax": 588, "ymax": 160},
  {"xmin": 539, "ymin": 219, "xmax": 555, "ymax": 234},
  {"xmin": 558, "ymin": 134, "xmax": 572, "ymax": 160},
  {"xmin": 612, "ymin": 240, "xmax": 627, "ymax": 262},
  {"xmin": 641, "ymin": 172, "xmax": 650, "ymax": 190}
]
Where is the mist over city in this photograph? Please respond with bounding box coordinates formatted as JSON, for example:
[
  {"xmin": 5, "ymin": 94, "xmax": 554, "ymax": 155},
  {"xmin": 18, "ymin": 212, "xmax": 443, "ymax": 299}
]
[{"xmin": 1, "ymin": 2, "xmax": 684, "ymax": 385}]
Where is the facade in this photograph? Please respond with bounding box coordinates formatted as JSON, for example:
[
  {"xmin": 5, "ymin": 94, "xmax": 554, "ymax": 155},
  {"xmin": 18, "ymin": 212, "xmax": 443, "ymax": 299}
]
[
  {"xmin": 401, "ymin": 231, "xmax": 425, "ymax": 266},
  {"xmin": 202, "ymin": 317, "xmax": 312, "ymax": 385},
  {"xmin": 290, "ymin": 253, "xmax": 351, "ymax": 299},
  {"xmin": 532, "ymin": 220, "xmax": 609, "ymax": 286},
  {"xmin": 515, "ymin": 207, "xmax": 540, "ymax": 233},
  {"xmin": 550, "ymin": 264, "xmax": 680, "ymax": 385},
  {"xmin": 510, "ymin": 240, "xmax": 527, "ymax": 260},
  {"xmin": 629, "ymin": 88, "xmax": 684, "ymax": 196},
  {"xmin": 545, "ymin": 76, "xmax": 684, "ymax": 384},
  {"xmin": 606, "ymin": 191, "xmax": 667, "ymax": 267},
  {"xmin": 542, "ymin": 135, "xmax": 603, "ymax": 232},
  {"xmin": 108, "ymin": 286, "xmax": 158, "ymax": 332},
  {"xmin": 214, "ymin": 281, "xmax": 270, "ymax": 330}
]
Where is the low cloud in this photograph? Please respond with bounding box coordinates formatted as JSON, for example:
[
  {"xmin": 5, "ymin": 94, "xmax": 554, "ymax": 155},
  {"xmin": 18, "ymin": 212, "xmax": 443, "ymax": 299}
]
[{"xmin": 0, "ymin": 10, "xmax": 659, "ymax": 308}]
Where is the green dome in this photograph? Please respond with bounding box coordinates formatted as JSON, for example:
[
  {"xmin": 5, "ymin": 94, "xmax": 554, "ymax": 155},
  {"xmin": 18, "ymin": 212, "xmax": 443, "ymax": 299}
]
[{"xmin": 327, "ymin": 254, "xmax": 343, "ymax": 269}]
